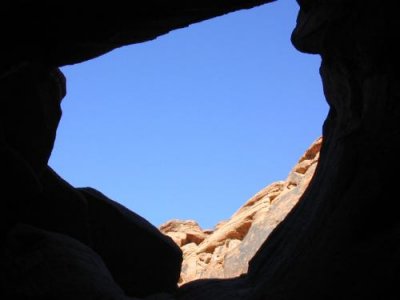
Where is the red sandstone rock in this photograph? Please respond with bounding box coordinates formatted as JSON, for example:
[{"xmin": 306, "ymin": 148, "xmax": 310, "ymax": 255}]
[
  {"xmin": 161, "ymin": 137, "xmax": 322, "ymax": 284},
  {"xmin": 160, "ymin": 220, "xmax": 208, "ymax": 247}
]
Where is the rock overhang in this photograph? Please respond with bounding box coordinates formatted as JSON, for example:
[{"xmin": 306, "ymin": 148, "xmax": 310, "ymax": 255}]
[{"xmin": 1, "ymin": 0, "xmax": 276, "ymax": 69}]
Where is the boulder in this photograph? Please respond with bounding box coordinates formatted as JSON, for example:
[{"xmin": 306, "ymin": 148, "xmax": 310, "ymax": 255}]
[
  {"xmin": 160, "ymin": 220, "xmax": 208, "ymax": 247},
  {"xmin": 79, "ymin": 187, "xmax": 182, "ymax": 297}
]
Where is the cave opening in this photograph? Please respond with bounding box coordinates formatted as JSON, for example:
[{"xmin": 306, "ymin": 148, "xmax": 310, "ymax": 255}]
[
  {"xmin": 49, "ymin": 0, "xmax": 327, "ymax": 232},
  {"xmin": 2, "ymin": 0, "xmax": 398, "ymax": 297}
]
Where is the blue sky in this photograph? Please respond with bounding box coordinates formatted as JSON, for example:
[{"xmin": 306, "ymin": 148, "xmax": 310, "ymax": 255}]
[{"xmin": 49, "ymin": 0, "xmax": 328, "ymax": 229}]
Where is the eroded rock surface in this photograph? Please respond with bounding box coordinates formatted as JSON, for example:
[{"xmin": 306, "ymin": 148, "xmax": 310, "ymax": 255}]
[{"xmin": 161, "ymin": 137, "xmax": 321, "ymax": 284}]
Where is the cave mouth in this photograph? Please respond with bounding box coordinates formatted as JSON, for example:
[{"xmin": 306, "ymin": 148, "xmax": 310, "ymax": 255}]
[
  {"xmin": 3, "ymin": 1, "xmax": 398, "ymax": 298},
  {"xmin": 49, "ymin": 1, "xmax": 327, "ymax": 231}
]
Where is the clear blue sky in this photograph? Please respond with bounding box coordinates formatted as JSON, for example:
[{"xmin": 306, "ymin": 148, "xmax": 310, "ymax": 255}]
[{"xmin": 49, "ymin": 0, "xmax": 328, "ymax": 230}]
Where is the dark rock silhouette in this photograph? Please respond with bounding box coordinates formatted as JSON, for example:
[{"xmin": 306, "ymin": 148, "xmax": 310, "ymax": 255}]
[
  {"xmin": 1, "ymin": 0, "xmax": 399, "ymax": 299},
  {"xmin": 79, "ymin": 187, "xmax": 182, "ymax": 297},
  {"xmin": 0, "ymin": 62, "xmax": 182, "ymax": 298},
  {"xmin": 1, "ymin": 224, "xmax": 128, "ymax": 299}
]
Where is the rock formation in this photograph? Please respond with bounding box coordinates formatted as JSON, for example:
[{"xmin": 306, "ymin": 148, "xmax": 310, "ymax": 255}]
[
  {"xmin": 1, "ymin": 0, "xmax": 400, "ymax": 299},
  {"xmin": 1, "ymin": 1, "xmax": 274, "ymax": 299},
  {"xmin": 0, "ymin": 61, "xmax": 182, "ymax": 298},
  {"xmin": 161, "ymin": 137, "xmax": 321, "ymax": 285}
]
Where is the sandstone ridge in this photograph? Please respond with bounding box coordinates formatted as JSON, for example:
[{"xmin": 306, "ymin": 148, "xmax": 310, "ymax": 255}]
[{"xmin": 161, "ymin": 137, "xmax": 322, "ymax": 285}]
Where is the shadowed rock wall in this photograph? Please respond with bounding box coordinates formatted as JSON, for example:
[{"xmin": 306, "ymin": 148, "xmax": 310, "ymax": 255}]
[
  {"xmin": 0, "ymin": 1, "xmax": 274, "ymax": 299},
  {"xmin": 1, "ymin": 0, "xmax": 399, "ymax": 299},
  {"xmin": 0, "ymin": 0, "xmax": 273, "ymax": 68},
  {"xmin": 178, "ymin": 1, "xmax": 400, "ymax": 299}
]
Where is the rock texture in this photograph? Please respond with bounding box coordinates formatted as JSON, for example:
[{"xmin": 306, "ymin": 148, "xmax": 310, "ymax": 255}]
[
  {"xmin": 161, "ymin": 137, "xmax": 321, "ymax": 284},
  {"xmin": 2, "ymin": 0, "xmax": 400, "ymax": 299}
]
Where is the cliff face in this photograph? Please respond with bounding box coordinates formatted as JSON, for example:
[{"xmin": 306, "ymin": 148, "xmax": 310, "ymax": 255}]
[{"xmin": 161, "ymin": 137, "xmax": 322, "ymax": 285}]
